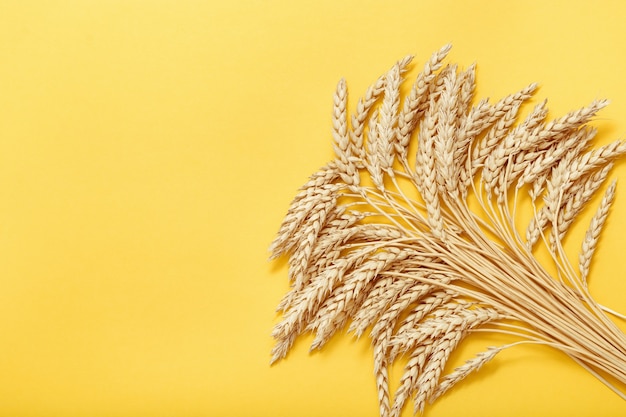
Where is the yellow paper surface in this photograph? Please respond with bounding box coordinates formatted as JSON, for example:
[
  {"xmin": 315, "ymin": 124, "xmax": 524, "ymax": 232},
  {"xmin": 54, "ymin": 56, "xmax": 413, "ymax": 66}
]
[{"xmin": 0, "ymin": 1, "xmax": 625, "ymax": 416}]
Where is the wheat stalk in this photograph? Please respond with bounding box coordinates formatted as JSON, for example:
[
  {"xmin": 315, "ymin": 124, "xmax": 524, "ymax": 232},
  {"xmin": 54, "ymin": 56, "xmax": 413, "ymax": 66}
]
[{"xmin": 270, "ymin": 46, "xmax": 626, "ymax": 416}]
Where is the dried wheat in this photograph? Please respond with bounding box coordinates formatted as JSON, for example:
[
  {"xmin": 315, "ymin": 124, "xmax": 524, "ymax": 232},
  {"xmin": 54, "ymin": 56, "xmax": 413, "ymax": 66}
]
[{"xmin": 270, "ymin": 47, "xmax": 626, "ymax": 416}]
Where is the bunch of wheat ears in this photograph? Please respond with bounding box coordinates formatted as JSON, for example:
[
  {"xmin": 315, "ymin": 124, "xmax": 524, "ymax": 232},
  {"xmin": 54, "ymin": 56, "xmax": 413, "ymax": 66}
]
[{"xmin": 269, "ymin": 45, "xmax": 626, "ymax": 416}]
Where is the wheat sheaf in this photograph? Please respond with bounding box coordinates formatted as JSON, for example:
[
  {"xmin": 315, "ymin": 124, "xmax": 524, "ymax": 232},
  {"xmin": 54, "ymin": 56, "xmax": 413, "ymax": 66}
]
[{"xmin": 270, "ymin": 45, "xmax": 626, "ymax": 416}]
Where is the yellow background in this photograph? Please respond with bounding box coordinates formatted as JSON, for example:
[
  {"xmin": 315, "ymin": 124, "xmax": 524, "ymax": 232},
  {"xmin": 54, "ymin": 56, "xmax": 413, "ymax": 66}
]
[{"xmin": 0, "ymin": 1, "xmax": 625, "ymax": 416}]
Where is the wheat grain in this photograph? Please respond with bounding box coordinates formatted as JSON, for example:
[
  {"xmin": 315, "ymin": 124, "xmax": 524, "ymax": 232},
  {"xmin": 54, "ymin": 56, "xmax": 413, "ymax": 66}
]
[
  {"xmin": 377, "ymin": 64, "xmax": 402, "ymax": 177},
  {"xmin": 434, "ymin": 68, "xmax": 461, "ymax": 198},
  {"xmin": 309, "ymin": 248, "xmax": 410, "ymax": 349},
  {"xmin": 579, "ymin": 180, "xmax": 617, "ymax": 283},
  {"xmin": 270, "ymin": 165, "xmax": 340, "ymax": 258},
  {"xmin": 464, "ymin": 83, "xmax": 537, "ymax": 184},
  {"xmin": 282, "ymin": 192, "xmax": 342, "ymax": 271},
  {"xmin": 544, "ymin": 141, "xmax": 625, "ymax": 220},
  {"xmin": 456, "ymin": 63, "xmax": 476, "ymax": 121},
  {"xmin": 415, "ymin": 97, "xmax": 445, "ymax": 238},
  {"xmin": 429, "ymin": 346, "xmax": 503, "ymax": 403},
  {"xmin": 349, "ymin": 277, "xmax": 410, "ymax": 337},
  {"xmin": 371, "ymin": 278, "xmax": 443, "ymax": 416},
  {"xmin": 517, "ymin": 126, "xmax": 595, "ymax": 190},
  {"xmin": 528, "ymin": 132, "xmax": 592, "ymax": 202},
  {"xmin": 349, "ymin": 56, "xmax": 414, "ymax": 165},
  {"xmin": 389, "ymin": 289, "xmax": 455, "ymax": 361},
  {"xmin": 390, "ymin": 344, "xmax": 434, "ymax": 417},
  {"xmin": 277, "ymin": 217, "xmax": 399, "ymax": 312},
  {"xmin": 351, "ymin": 77, "xmax": 385, "ymax": 163},
  {"xmin": 332, "ymin": 78, "xmax": 362, "ymax": 187},
  {"xmin": 397, "ymin": 44, "xmax": 452, "ymax": 162},
  {"xmin": 482, "ymin": 100, "xmax": 548, "ymax": 196},
  {"xmin": 390, "ymin": 306, "xmax": 502, "ymax": 359},
  {"xmin": 552, "ymin": 164, "xmax": 615, "ymax": 244},
  {"xmin": 413, "ymin": 329, "xmax": 465, "ymax": 413},
  {"xmin": 271, "ymin": 47, "xmax": 626, "ymax": 416},
  {"xmin": 271, "ymin": 246, "xmax": 378, "ymax": 344},
  {"xmin": 285, "ymin": 206, "xmax": 344, "ymax": 290}
]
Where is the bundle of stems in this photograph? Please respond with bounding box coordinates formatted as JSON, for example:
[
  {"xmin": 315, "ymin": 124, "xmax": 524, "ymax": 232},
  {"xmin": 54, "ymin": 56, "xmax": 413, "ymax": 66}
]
[{"xmin": 270, "ymin": 45, "xmax": 626, "ymax": 416}]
